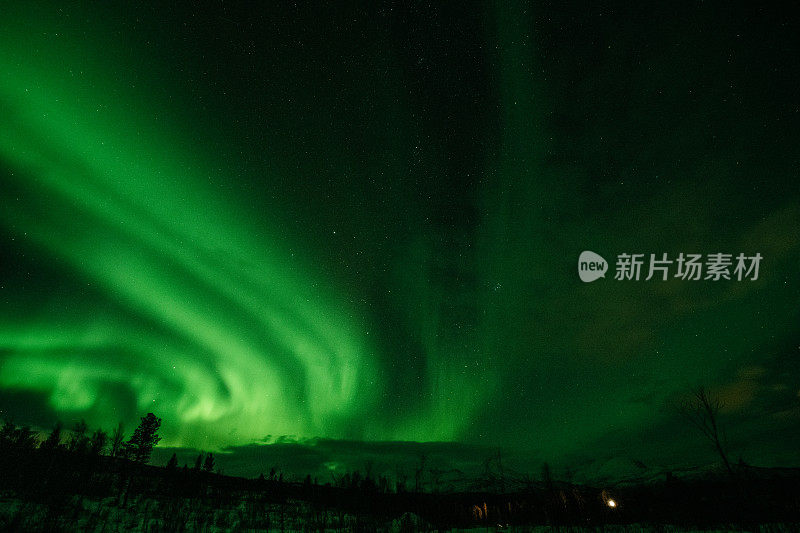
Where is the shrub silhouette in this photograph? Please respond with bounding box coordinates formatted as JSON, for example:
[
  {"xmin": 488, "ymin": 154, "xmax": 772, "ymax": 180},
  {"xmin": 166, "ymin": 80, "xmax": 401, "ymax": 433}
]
[
  {"xmin": 203, "ymin": 452, "xmax": 215, "ymax": 473},
  {"xmin": 110, "ymin": 422, "xmax": 125, "ymax": 457}
]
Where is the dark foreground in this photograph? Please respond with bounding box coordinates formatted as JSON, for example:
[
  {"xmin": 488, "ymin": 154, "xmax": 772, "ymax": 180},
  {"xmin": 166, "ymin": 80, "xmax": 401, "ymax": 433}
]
[{"xmin": 1, "ymin": 445, "xmax": 799, "ymax": 531}]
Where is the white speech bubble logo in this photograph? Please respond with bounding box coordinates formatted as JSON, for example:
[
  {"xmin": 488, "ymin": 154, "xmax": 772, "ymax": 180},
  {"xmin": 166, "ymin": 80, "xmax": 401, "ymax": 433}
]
[{"xmin": 578, "ymin": 251, "xmax": 608, "ymax": 282}]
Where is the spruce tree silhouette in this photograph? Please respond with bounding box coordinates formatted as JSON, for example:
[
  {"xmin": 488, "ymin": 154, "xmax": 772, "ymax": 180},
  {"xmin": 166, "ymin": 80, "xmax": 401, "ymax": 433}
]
[
  {"xmin": 68, "ymin": 419, "xmax": 88, "ymax": 453},
  {"xmin": 166, "ymin": 452, "xmax": 178, "ymax": 470},
  {"xmin": 89, "ymin": 429, "xmax": 108, "ymax": 455},
  {"xmin": 122, "ymin": 413, "xmax": 162, "ymax": 464},
  {"xmin": 41, "ymin": 422, "xmax": 63, "ymax": 450}
]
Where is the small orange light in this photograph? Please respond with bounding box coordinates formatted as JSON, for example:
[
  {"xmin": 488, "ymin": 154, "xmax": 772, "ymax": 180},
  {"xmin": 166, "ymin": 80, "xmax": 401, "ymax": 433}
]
[{"xmin": 607, "ymin": 499, "xmax": 617, "ymax": 508}]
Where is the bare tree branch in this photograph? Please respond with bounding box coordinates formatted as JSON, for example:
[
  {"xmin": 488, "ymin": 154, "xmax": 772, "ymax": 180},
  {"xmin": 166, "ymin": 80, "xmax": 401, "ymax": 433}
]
[{"xmin": 677, "ymin": 386, "xmax": 734, "ymax": 475}]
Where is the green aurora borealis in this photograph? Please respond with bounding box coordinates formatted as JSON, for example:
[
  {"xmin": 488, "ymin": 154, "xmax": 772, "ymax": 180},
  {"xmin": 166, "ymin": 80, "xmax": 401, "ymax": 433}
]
[{"xmin": 1, "ymin": 1, "xmax": 799, "ymax": 479}]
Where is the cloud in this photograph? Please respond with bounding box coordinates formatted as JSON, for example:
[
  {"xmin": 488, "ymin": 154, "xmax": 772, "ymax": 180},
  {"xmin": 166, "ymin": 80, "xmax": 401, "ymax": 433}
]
[{"xmin": 151, "ymin": 438, "xmax": 505, "ymax": 486}]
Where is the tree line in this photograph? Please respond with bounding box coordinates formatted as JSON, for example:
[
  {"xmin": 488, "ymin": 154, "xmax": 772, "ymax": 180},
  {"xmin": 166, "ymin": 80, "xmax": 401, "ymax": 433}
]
[{"xmin": 0, "ymin": 412, "xmax": 162, "ymax": 464}]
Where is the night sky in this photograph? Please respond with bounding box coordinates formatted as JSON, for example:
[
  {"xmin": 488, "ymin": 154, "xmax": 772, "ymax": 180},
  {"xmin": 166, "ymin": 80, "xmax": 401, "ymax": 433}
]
[{"xmin": 1, "ymin": 1, "xmax": 799, "ymax": 482}]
